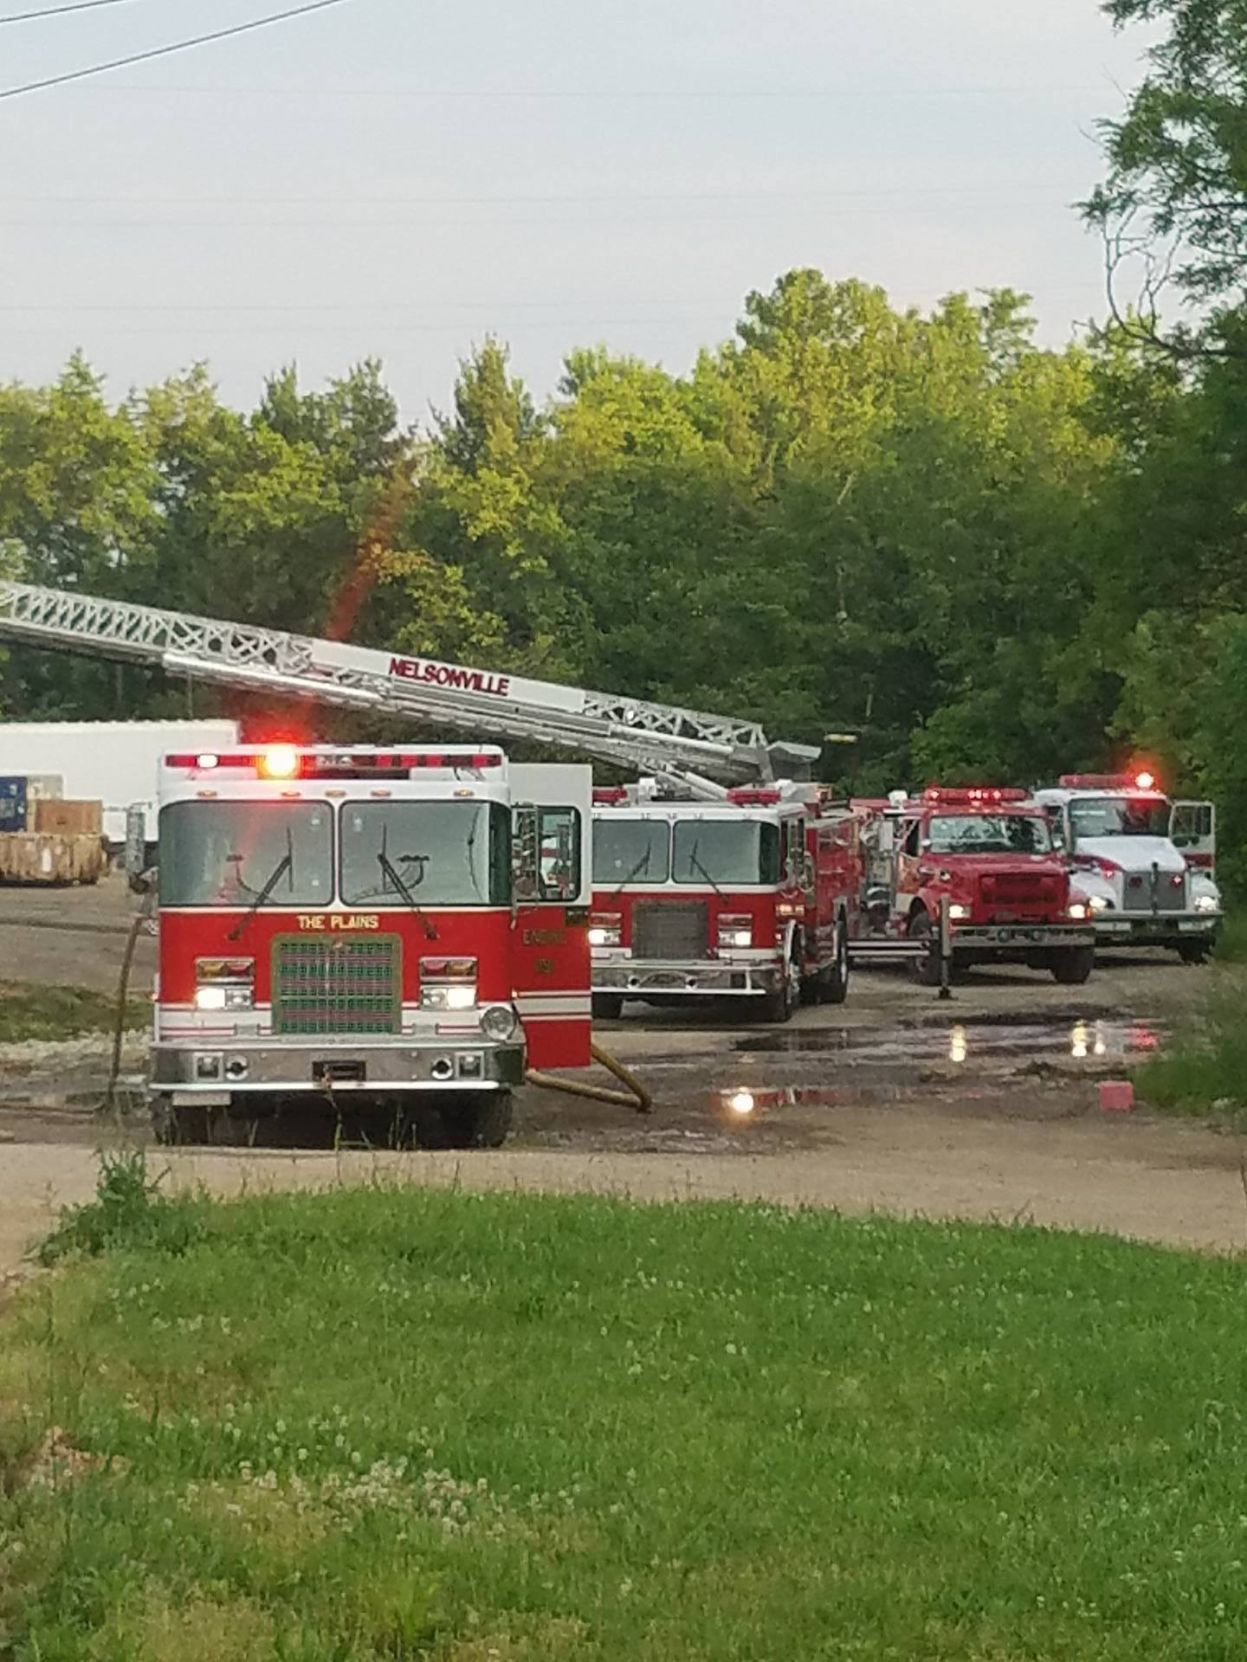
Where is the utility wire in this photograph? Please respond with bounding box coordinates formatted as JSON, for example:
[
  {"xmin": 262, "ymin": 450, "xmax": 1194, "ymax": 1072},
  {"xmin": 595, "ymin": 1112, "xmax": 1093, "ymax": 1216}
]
[
  {"xmin": 0, "ymin": 0, "xmax": 355, "ymax": 100},
  {"xmin": 1, "ymin": 0, "xmax": 144, "ymax": 23}
]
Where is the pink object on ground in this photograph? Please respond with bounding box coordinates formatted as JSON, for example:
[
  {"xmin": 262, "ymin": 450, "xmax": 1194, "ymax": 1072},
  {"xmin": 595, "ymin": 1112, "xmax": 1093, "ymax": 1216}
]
[{"xmin": 1099, "ymin": 1080, "xmax": 1135, "ymax": 1113}]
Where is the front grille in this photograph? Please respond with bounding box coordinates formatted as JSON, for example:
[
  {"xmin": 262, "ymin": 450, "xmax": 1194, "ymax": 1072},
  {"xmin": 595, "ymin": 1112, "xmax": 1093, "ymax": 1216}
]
[
  {"xmin": 271, "ymin": 935, "xmax": 401, "ymax": 1036},
  {"xmin": 1122, "ymin": 871, "xmax": 1187, "ymax": 913},
  {"xmin": 978, "ymin": 871, "xmax": 1061, "ymax": 918},
  {"xmin": 632, "ymin": 900, "xmax": 710, "ymax": 961}
]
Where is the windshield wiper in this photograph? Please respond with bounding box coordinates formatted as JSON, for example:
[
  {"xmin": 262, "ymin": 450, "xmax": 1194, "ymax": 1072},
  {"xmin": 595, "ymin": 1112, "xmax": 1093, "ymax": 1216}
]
[
  {"xmin": 378, "ymin": 826, "xmax": 438, "ymax": 940},
  {"xmin": 688, "ymin": 840, "xmax": 723, "ymax": 897},
  {"xmin": 227, "ymin": 828, "xmax": 294, "ymax": 942},
  {"xmin": 611, "ymin": 849, "xmax": 653, "ymax": 895}
]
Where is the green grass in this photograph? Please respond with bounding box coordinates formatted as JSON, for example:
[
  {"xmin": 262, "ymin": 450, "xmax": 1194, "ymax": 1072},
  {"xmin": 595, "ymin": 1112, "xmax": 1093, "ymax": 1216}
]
[
  {"xmin": 0, "ymin": 981, "xmax": 147, "ymax": 1044},
  {"xmin": 4, "ymin": 1170, "xmax": 1247, "ymax": 1661},
  {"xmin": 1134, "ymin": 921, "xmax": 1247, "ymax": 1115}
]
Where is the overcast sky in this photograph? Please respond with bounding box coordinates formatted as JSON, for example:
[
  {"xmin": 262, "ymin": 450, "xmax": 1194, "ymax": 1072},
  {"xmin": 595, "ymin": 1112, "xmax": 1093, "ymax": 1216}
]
[{"xmin": 0, "ymin": 0, "xmax": 1155, "ymax": 422}]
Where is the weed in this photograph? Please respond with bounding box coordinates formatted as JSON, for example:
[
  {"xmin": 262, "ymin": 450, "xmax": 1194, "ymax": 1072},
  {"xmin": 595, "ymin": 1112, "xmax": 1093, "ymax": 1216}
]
[
  {"xmin": 37, "ymin": 1150, "xmax": 205, "ymax": 1266},
  {"xmin": 0, "ymin": 980, "xmax": 147, "ymax": 1044},
  {"xmin": 1134, "ymin": 968, "xmax": 1247, "ymax": 1117}
]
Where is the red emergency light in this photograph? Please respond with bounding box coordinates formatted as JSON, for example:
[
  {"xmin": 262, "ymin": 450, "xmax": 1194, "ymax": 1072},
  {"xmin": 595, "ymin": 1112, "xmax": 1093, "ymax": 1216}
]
[
  {"xmin": 165, "ymin": 748, "xmax": 504, "ymax": 777},
  {"xmin": 1059, "ymin": 772, "xmax": 1161, "ymax": 792},
  {"xmin": 727, "ymin": 787, "xmax": 783, "ymax": 805},
  {"xmin": 922, "ymin": 786, "xmax": 1029, "ymax": 806},
  {"xmin": 593, "ymin": 787, "xmax": 630, "ymax": 805}
]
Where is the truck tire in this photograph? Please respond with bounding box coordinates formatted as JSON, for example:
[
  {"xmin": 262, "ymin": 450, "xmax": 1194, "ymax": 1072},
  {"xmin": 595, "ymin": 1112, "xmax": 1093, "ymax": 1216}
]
[
  {"xmin": 819, "ymin": 921, "xmax": 850, "ymax": 1005},
  {"xmin": 592, "ymin": 993, "xmax": 624, "ymax": 1021},
  {"xmin": 907, "ymin": 910, "xmax": 941, "ymax": 987},
  {"xmin": 420, "ymin": 1093, "xmax": 514, "ymax": 1150},
  {"xmin": 1177, "ymin": 941, "xmax": 1211, "ymax": 965},
  {"xmin": 760, "ymin": 956, "xmax": 799, "ymax": 1024},
  {"xmin": 1051, "ymin": 945, "xmax": 1095, "ymax": 985}
]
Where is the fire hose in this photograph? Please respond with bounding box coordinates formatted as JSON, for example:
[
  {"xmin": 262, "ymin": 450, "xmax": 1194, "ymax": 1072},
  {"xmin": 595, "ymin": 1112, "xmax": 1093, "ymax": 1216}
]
[{"xmin": 526, "ymin": 1041, "xmax": 653, "ymax": 1114}]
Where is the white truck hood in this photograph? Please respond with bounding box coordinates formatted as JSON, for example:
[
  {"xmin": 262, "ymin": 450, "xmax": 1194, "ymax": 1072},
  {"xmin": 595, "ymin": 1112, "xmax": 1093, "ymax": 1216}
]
[{"xmin": 1075, "ymin": 836, "xmax": 1186, "ymax": 875}]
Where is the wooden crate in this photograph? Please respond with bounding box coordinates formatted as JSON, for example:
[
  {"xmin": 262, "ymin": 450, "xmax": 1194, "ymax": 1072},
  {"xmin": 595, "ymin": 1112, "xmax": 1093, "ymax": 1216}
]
[
  {"xmin": 31, "ymin": 798, "xmax": 103, "ymax": 836},
  {"xmin": 0, "ymin": 833, "xmax": 106, "ymax": 886}
]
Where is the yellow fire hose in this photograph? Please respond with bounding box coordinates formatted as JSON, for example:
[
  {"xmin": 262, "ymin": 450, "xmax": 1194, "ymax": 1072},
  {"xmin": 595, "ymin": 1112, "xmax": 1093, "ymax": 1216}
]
[{"xmin": 526, "ymin": 1041, "xmax": 653, "ymax": 1114}]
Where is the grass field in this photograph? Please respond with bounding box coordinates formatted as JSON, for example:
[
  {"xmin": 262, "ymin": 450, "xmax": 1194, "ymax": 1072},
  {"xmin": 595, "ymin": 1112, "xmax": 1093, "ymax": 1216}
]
[
  {"xmin": 3, "ymin": 1168, "xmax": 1247, "ymax": 1660},
  {"xmin": 0, "ymin": 981, "xmax": 146, "ymax": 1044}
]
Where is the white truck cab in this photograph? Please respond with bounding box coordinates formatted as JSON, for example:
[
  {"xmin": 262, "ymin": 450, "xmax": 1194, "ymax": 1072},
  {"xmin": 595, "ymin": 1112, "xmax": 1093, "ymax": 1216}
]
[{"xmin": 1033, "ymin": 774, "xmax": 1221, "ymax": 961}]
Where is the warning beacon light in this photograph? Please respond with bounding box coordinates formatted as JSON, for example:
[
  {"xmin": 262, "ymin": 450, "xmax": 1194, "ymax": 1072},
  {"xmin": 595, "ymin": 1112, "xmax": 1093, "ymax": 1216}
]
[
  {"xmin": 259, "ymin": 744, "xmax": 300, "ymax": 780},
  {"xmin": 1134, "ymin": 771, "xmax": 1156, "ymax": 792}
]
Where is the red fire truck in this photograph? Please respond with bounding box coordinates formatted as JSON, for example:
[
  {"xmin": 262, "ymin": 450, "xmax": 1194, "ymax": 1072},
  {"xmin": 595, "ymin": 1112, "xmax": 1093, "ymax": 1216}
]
[
  {"xmin": 148, "ymin": 744, "xmax": 591, "ymax": 1146},
  {"xmin": 589, "ymin": 781, "xmax": 862, "ymax": 1022},
  {"xmin": 854, "ymin": 786, "xmax": 1097, "ymax": 984}
]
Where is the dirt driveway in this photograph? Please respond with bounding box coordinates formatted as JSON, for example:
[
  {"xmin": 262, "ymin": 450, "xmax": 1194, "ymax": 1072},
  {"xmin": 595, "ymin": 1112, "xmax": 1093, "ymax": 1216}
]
[{"xmin": 0, "ymin": 876, "xmax": 1237, "ymax": 1274}]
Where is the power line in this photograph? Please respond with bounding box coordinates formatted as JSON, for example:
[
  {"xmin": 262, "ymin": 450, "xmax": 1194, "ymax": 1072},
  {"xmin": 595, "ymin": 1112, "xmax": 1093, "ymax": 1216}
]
[
  {"xmin": 0, "ymin": 0, "xmax": 357, "ymax": 101},
  {"xmin": 1, "ymin": 0, "xmax": 144, "ymax": 22}
]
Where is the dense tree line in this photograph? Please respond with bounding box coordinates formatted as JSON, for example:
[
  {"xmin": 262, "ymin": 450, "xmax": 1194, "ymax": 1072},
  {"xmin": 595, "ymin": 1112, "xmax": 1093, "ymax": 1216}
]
[{"xmin": 0, "ymin": 0, "xmax": 1244, "ymax": 885}]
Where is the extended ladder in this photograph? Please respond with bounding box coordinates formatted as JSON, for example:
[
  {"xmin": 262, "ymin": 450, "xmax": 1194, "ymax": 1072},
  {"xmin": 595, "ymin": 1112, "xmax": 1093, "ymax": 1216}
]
[{"xmin": 0, "ymin": 580, "xmax": 819, "ymax": 795}]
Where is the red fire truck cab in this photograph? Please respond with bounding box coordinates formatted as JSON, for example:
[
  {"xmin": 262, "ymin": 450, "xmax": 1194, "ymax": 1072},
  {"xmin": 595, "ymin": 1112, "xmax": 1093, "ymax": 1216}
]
[
  {"xmin": 857, "ymin": 787, "xmax": 1097, "ymax": 984},
  {"xmin": 589, "ymin": 782, "xmax": 862, "ymax": 1022},
  {"xmin": 147, "ymin": 745, "xmax": 591, "ymax": 1146}
]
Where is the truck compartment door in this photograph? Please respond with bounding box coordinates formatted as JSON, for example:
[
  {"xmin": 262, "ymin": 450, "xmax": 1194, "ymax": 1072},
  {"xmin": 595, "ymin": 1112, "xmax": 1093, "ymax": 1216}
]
[{"xmin": 510, "ymin": 764, "xmax": 592, "ymax": 1069}]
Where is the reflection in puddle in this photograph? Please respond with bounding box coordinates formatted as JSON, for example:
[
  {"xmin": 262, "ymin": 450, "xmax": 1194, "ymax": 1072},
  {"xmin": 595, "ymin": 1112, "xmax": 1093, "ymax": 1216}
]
[
  {"xmin": 740, "ymin": 1016, "xmax": 1165, "ymax": 1066},
  {"xmin": 717, "ymin": 1085, "xmax": 844, "ymax": 1118}
]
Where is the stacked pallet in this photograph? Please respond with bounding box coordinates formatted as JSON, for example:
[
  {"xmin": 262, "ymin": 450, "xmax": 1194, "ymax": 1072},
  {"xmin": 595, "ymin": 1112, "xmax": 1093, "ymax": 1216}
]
[{"xmin": 0, "ymin": 774, "xmax": 105, "ymax": 885}]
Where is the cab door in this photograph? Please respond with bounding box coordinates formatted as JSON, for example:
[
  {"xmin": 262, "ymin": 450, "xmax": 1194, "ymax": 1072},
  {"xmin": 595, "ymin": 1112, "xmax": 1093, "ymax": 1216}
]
[
  {"xmin": 510, "ymin": 764, "xmax": 592, "ymax": 1068},
  {"xmin": 1170, "ymin": 800, "xmax": 1216, "ymax": 873}
]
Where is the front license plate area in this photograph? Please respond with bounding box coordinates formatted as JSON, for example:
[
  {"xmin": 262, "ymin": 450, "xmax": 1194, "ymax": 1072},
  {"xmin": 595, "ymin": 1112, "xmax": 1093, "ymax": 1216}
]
[{"xmin": 313, "ymin": 1059, "xmax": 366, "ymax": 1084}]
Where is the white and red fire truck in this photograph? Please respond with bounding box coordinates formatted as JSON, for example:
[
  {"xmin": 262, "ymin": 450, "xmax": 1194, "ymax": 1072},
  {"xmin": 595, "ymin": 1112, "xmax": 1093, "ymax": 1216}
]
[
  {"xmin": 147, "ymin": 743, "xmax": 591, "ymax": 1145},
  {"xmin": 1034, "ymin": 773, "xmax": 1221, "ymax": 960},
  {"xmin": 589, "ymin": 780, "xmax": 862, "ymax": 1022},
  {"xmin": 853, "ymin": 786, "xmax": 1098, "ymax": 984}
]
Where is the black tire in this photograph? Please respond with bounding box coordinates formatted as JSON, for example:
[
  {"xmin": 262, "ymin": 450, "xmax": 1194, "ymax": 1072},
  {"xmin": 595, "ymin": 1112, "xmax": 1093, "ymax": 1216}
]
[
  {"xmin": 760, "ymin": 955, "xmax": 799, "ymax": 1024},
  {"xmin": 422, "ymin": 1093, "xmax": 514, "ymax": 1150},
  {"xmin": 1050, "ymin": 945, "xmax": 1095, "ymax": 985},
  {"xmin": 819, "ymin": 919, "xmax": 850, "ymax": 1005},
  {"xmin": 907, "ymin": 910, "xmax": 941, "ymax": 987},
  {"xmin": 151, "ymin": 1098, "xmax": 209, "ymax": 1145},
  {"xmin": 592, "ymin": 993, "xmax": 624, "ymax": 1021},
  {"xmin": 1178, "ymin": 941, "xmax": 1212, "ymax": 965}
]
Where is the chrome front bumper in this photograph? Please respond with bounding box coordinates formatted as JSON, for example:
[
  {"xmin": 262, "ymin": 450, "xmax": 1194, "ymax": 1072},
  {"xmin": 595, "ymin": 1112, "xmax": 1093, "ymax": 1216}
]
[
  {"xmin": 952, "ymin": 925, "xmax": 1097, "ymax": 951},
  {"xmin": 1092, "ymin": 912, "xmax": 1221, "ymax": 946},
  {"xmin": 151, "ymin": 1038, "xmax": 524, "ymax": 1104},
  {"xmin": 592, "ymin": 957, "xmax": 782, "ymax": 998}
]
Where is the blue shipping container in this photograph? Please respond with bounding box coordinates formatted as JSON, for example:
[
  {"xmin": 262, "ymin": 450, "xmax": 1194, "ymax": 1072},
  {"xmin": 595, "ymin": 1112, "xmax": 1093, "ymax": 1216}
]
[{"xmin": 0, "ymin": 777, "xmax": 27, "ymax": 831}]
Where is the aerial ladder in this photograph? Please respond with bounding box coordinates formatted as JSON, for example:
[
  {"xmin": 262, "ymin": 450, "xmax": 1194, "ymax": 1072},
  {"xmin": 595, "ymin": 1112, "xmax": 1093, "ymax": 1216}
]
[{"xmin": 0, "ymin": 580, "xmax": 818, "ymax": 798}]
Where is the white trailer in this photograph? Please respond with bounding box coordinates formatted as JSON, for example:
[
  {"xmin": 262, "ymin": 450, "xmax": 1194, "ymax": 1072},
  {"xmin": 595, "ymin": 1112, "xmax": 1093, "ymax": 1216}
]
[{"xmin": 0, "ymin": 719, "xmax": 240, "ymax": 848}]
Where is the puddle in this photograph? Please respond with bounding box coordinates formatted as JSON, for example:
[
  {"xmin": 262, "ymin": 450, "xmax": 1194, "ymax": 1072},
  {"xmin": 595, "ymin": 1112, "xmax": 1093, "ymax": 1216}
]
[{"xmin": 736, "ymin": 1016, "xmax": 1165, "ymax": 1066}]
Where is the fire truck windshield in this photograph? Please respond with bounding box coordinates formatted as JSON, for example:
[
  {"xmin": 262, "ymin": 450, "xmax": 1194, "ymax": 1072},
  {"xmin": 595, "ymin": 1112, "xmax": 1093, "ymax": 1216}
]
[
  {"xmin": 1068, "ymin": 797, "xmax": 1170, "ymax": 840},
  {"xmin": 159, "ymin": 801, "xmax": 332, "ymax": 907},
  {"xmin": 927, "ymin": 814, "xmax": 1052, "ymax": 856},
  {"xmin": 340, "ymin": 801, "xmax": 510, "ymax": 906},
  {"xmin": 592, "ymin": 820, "xmax": 670, "ymax": 886},
  {"xmin": 672, "ymin": 819, "xmax": 780, "ymax": 886}
]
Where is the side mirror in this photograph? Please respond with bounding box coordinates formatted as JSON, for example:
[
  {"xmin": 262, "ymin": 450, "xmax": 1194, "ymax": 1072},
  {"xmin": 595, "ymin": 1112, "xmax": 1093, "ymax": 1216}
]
[{"xmin": 124, "ymin": 803, "xmax": 156, "ymax": 894}]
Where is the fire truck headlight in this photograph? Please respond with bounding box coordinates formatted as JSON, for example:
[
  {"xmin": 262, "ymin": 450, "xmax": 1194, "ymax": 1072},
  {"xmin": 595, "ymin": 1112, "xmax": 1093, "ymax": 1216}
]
[
  {"xmin": 420, "ymin": 984, "xmax": 477, "ymax": 1011},
  {"xmin": 717, "ymin": 913, "xmax": 754, "ymax": 949},
  {"xmin": 1067, "ymin": 901, "xmax": 1090, "ymax": 920},
  {"xmin": 1194, "ymin": 893, "xmax": 1221, "ymax": 914},
  {"xmin": 947, "ymin": 903, "xmax": 972, "ymax": 922},
  {"xmin": 1088, "ymin": 894, "xmax": 1112, "ymax": 913},
  {"xmin": 588, "ymin": 914, "xmax": 622, "ymax": 947},
  {"xmin": 480, "ymin": 1004, "xmax": 519, "ymax": 1043},
  {"xmin": 194, "ymin": 985, "xmax": 227, "ymax": 1011}
]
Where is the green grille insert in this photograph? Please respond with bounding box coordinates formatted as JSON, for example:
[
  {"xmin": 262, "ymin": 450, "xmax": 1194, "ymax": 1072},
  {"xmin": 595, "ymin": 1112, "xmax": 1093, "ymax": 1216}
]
[{"xmin": 271, "ymin": 934, "xmax": 402, "ymax": 1036}]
